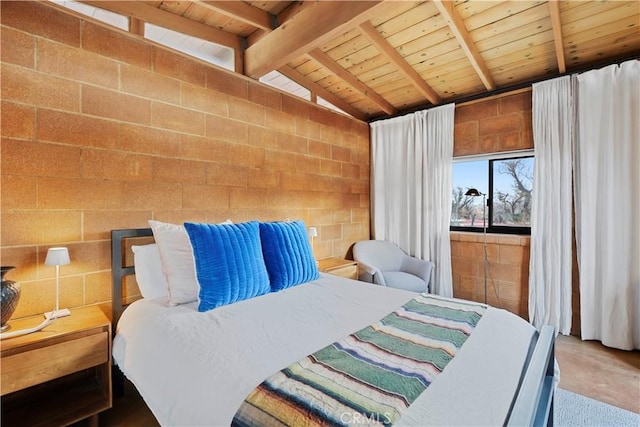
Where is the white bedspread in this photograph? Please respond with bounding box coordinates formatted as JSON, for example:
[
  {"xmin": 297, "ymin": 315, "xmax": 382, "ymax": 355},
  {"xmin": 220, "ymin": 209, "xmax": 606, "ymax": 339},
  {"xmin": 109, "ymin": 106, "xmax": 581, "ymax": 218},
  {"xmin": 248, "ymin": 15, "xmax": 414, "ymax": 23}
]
[{"xmin": 113, "ymin": 274, "xmax": 535, "ymax": 426}]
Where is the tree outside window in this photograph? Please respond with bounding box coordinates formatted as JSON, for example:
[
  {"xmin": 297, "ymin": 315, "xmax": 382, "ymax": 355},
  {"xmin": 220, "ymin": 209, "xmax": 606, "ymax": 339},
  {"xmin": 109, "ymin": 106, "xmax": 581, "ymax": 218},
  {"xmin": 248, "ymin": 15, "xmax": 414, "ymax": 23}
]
[{"xmin": 451, "ymin": 155, "xmax": 533, "ymax": 235}]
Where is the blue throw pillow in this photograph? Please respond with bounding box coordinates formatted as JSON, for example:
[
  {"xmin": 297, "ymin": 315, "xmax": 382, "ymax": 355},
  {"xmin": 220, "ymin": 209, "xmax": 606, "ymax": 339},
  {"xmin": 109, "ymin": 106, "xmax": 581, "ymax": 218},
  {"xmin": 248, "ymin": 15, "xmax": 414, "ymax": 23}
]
[
  {"xmin": 184, "ymin": 221, "xmax": 270, "ymax": 312},
  {"xmin": 259, "ymin": 220, "xmax": 319, "ymax": 291}
]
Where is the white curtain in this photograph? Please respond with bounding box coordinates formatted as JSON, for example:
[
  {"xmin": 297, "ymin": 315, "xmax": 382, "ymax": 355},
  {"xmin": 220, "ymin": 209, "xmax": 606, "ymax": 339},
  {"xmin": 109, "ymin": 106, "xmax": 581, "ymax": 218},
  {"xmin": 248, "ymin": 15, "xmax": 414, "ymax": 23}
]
[
  {"xmin": 529, "ymin": 76, "xmax": 574, "ymax": 335},
  {"xmin": 370, "ymin": 104, "xmax": 455, "ymax": 297},
  {"xmin": 574, "ymin": 60, "xmax": 640, "ymax": 350}
]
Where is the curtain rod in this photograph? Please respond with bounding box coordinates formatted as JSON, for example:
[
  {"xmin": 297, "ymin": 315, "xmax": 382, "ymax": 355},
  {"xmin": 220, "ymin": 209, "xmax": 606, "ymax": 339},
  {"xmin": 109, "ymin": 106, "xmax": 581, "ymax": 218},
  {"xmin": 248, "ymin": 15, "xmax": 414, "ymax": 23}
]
[
  {"xmin": 457, "ymin": 87, "xmax": 531, "ymax": 107},
  {"xmin": 368, "ymin": 54, "xmax": 639, "ymax": 123}
]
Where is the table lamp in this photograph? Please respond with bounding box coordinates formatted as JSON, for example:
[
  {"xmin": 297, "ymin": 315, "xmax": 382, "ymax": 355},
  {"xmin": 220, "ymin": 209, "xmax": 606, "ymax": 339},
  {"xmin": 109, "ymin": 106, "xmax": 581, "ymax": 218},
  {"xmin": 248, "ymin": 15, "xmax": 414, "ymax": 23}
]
[{"xmin": 44, "ymin": 247, "xmax": 71, "ymax": 318}]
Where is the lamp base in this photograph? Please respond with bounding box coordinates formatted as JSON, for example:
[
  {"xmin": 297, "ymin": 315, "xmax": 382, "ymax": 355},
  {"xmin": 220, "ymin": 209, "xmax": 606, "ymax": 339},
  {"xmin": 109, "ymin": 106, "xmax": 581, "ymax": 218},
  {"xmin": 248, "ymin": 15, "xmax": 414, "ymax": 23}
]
[{"xmin": 44, "ymin": 308, "xmax": 71, "ymax": 319}]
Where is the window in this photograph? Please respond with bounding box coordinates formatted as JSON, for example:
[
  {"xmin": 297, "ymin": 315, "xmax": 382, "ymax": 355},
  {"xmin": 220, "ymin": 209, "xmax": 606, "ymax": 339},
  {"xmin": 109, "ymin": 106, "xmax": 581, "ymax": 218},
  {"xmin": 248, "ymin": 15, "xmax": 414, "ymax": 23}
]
[
  {"xmin": 451, "ymin": 153, "xmax": 534, "ymax": 235},
  {"xmin": 145, "ymin": 24, "xmax": 234, "ymax": 71},
  {"xmin": 260, "ymin": 71, "xmax": 311, "ymax": 100},
  {"xmin": 260, "ymin": 71, "xmax": 352, "ymax": 118},
  {"xmin": 53, "ymin": 1, "xmax": 128, "ymax": 30},
  {"xmin": 54, "ymin": 2, "xmax": 235, "ymax": 71}
]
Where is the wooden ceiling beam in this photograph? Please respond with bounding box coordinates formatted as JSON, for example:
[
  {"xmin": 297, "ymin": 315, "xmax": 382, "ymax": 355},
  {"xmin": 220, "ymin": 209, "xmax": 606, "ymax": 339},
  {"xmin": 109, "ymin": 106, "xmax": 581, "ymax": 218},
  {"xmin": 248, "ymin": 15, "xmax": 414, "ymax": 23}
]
[
  {"xmin": 548, "ymin": 0, "xmax": 567, "ymax": 73},
  {"xmin": 245, "ymin": 1, "xmax": 382, "ymax": 79},
  {"xmin": 308, "ymin": 48, "xmax": 396, "ymax": 116},
  {"xmin": 359, "ymin": 21, "xmax": 441, "ymax": 105},
  {"xmin": 128, "ymin": 17, "xmax": 144, "ymax": 36},
  {"xmin": 278, "ymin": 66, "xmax": 367, "ymax": 121},
  {"xmin": 432, "ymin": 0, "xmax": 495, "ymax": 91},
  {"xmin": 81, "ymin": 1, "xmax": 242, "ymax": 50},
  {"xmin": 195, "ymin": 1, "xmax": 273, "ymax": 31},
  {"xmin": 276, "ymin": 1, "xmax": 315, "ymax": 25}
]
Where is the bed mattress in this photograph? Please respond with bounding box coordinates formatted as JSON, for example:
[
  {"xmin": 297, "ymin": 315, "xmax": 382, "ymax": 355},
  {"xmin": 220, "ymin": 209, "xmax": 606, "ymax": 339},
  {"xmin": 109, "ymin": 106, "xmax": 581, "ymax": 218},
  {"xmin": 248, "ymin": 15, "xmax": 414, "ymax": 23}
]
[{"xmin": 113, "ymin": 274, "xmax": 535, "ymax": 426}]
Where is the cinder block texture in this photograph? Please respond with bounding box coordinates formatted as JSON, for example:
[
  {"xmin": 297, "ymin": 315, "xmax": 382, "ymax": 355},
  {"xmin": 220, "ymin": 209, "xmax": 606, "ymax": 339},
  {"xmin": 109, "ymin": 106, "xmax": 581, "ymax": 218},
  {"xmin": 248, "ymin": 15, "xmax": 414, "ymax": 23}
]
[
  {"xmin": 1, "ymin": 2, "xmax": 369, "ymax": 319},
  {"xmin": 451, "ymin": 90, "xmax": 534, "ymax": 319},
  {"xmin": 453, "ymin": 91, "xmax": 533, "ymax": 157},
  {"xmin": 451, "ymin": 233, "xmax": 531, "ymax": 319}
]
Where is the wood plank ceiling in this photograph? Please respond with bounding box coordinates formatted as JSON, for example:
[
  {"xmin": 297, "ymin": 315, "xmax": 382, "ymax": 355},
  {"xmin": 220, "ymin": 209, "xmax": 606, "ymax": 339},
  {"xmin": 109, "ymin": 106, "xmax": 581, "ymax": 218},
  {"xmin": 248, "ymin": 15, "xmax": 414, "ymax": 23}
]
[{"xmin": 80, "ymin": 1, "xmax": 639, "ymax": 121}]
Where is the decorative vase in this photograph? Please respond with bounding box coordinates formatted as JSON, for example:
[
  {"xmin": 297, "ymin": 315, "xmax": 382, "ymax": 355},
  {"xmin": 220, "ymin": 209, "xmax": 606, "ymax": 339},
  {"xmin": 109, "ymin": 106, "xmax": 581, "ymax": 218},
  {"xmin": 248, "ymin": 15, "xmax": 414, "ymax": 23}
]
[{"xmin": 1, "ymin": 266, "xmax": 21, "ymax": 332}]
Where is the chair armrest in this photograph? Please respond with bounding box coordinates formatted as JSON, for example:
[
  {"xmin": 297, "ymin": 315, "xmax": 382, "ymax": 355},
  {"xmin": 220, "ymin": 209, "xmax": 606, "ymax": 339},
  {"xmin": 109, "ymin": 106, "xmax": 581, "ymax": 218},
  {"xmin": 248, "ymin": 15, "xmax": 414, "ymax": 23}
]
[
  {"xmin": 357, "ymin": 261, "xmax": 386, "ymax": 286},
  {"xmin": 372, "ymin": 271, "xmax": 387, "ymax": 286},
  {"xmin": 359, "ymin": 271, "xmax": 375, "ymax": 283},
  {"xmin": 401, "ymin": 256, "xmax": 434, "ymax": 290}
]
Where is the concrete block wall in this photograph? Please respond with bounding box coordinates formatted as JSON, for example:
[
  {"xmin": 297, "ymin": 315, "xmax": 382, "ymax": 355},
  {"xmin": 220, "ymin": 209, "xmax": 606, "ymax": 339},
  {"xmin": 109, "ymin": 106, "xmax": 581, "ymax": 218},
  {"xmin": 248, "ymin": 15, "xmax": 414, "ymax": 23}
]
[
  {"xmin": 451, "ymin": 232, "xmax": 530, "ymax": 318},
  {"xmin": 454, "ymin": 90, "xmax": 533, "ymax": 157},
  {"xmin": 0, "ymin": 2, "xmax": 370, "ymax": 320},
  {"xmin": 452, "ymin": 91, "xmax": 533, "ymax": 319}
]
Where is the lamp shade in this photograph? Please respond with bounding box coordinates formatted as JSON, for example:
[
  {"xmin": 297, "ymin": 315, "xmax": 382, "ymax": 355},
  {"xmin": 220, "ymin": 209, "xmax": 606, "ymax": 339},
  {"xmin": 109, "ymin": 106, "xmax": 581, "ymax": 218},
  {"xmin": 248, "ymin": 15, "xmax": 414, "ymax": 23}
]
[
  {"xmin": 45, "ymin": 247, "xmax": 70, "ymax": 266},
  {"xmin": 465, "ymin": 188, "xmax": 483, "ymax": 197},
  {"xmin": 308, "ymin": 227, "xmax": 318, "ymax": 238}
]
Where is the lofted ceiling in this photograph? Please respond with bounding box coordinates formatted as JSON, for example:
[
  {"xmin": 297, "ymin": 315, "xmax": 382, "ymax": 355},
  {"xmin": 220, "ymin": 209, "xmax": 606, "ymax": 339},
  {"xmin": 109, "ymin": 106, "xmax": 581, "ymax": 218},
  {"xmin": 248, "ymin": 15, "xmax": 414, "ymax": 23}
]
[{"xmin": 79, "ymin": 1, "xmax": 639, "ymax": 121}]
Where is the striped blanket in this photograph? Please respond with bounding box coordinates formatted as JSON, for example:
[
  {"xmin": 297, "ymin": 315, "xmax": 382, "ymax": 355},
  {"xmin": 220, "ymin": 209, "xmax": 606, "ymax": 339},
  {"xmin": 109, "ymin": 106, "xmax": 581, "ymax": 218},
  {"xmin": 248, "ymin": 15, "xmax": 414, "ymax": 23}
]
[{"xmin": 232, "ymin": 295, "xmax": 486, "ymax": 426}]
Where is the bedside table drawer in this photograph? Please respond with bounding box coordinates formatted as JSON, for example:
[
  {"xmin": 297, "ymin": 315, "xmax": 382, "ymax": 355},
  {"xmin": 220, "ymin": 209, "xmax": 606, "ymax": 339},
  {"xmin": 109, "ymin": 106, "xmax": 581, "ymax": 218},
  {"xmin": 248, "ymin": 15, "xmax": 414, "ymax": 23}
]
[
  {"xmin": 318, "ymin": 258, "xmax": 359, "ymax": 280},
  {"xmin": 1, "ymin": 306, "xmax": 112, "ymax": 426},
  {"xmin": 326, "ymin": 265, "xmax": 358, "ymax": 280},
  {"xmin": 1, "ymin": 331, "xmax": 108, "ymax": 396}
]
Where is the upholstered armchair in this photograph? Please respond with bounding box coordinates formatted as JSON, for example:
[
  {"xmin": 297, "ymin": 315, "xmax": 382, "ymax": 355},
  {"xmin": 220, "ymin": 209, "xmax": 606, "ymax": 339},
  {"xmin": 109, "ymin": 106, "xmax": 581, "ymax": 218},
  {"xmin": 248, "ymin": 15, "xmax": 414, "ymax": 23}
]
[{"xmin": 353, "ymin": 240, "xmax": 433, "ymax": 293}]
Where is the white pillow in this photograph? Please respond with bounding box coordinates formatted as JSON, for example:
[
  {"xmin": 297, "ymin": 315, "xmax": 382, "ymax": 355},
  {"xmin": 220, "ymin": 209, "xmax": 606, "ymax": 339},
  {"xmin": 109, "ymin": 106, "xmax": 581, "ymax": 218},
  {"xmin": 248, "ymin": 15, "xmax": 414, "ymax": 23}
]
[
  {"xmin": 149, "ymin": 220, "xmax": 198, "ymax": 306},
  {"xmin": 149, "ymin": 219, "xmax": 233, "ymax": 306},
  {"xmin": 131, "ymin": 244, "xmax": 169, "ymax": 300}
]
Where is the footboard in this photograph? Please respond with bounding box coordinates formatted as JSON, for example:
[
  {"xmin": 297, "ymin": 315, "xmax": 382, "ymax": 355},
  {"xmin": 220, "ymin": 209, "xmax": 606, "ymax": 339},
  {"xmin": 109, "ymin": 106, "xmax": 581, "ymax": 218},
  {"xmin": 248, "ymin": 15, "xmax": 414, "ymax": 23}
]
[{"xmin": 507, "ymin": 325, "xmax": 556, "ymax": 426}]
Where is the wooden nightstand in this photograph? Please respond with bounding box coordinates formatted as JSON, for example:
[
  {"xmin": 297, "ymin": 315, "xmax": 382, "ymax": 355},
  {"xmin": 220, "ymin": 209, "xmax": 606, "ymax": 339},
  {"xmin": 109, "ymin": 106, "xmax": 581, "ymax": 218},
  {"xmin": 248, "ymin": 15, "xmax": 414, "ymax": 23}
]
[
  {"xmin": 318, "ymin": 257, "xmax": 359, "ymax": 280},
  {"xmin": 1, "ymin": 305, "xmax": 112, "ymax": 426}
]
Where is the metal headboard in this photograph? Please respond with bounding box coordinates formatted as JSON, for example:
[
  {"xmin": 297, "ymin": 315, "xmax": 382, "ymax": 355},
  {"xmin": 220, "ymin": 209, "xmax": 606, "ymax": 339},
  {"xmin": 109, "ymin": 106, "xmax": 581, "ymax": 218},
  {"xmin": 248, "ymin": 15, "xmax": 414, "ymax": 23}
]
[{"xmin": 111, "ymin": 228, "xmax": 153, "ymax": 328}]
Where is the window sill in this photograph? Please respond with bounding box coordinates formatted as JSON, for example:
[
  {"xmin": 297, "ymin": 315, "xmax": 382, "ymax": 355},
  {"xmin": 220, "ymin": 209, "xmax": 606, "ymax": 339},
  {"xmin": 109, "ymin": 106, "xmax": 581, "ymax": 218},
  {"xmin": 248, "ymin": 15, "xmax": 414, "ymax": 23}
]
[{"xmin": 450, "ymin": 231, "xmax": 530, "ymax": 246}]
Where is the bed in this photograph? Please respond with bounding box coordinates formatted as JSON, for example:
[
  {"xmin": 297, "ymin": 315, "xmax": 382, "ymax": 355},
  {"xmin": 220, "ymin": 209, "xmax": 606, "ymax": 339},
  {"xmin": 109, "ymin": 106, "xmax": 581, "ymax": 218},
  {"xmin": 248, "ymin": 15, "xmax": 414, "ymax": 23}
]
[{"xmin": 111, "ymin": 224, "xmax": 555, "ymax": 426}]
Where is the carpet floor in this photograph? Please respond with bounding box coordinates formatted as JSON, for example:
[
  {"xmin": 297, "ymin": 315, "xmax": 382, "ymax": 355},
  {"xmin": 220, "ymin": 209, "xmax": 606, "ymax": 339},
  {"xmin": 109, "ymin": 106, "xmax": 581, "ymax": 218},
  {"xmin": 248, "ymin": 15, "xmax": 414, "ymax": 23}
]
[{"xmin": 555, "ymin": 388, "xmax": 640, "ymax": 427}]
